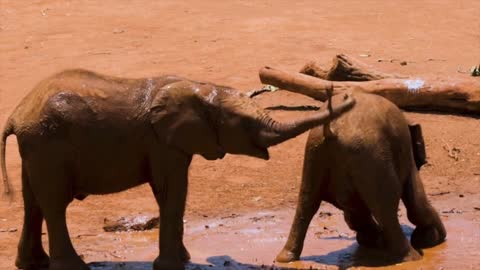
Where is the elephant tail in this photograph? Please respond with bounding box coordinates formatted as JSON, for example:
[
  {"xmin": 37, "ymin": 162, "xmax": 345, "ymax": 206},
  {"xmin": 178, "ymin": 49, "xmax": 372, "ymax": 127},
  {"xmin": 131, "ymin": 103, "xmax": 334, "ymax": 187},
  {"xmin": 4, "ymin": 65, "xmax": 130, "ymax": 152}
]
[{"xmin": 1, "ymin": 117, "xmax": 15, "ymax": 201}]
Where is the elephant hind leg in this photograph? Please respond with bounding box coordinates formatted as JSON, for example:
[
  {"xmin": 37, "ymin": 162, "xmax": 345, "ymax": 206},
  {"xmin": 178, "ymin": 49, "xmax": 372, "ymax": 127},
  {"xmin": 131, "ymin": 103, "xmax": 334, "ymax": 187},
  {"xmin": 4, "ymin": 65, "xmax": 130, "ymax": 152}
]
[
  {"xmin": 402, "ymin": 169, "xmax": 446, "ymax": 249},
  {"xmin": 343, "ymin": 204, "xmax": 383, "ymax": 249},
  {"xmin": 360, "ymin": 166, "xmax": 421, "ymax": 262},
  {"xmin": 27, "ymin": 159, "xmax": 89, "ymax": 270},
  {"xmin": 15, "ymin": 164, "xmax": 50, "ymax": 270}
]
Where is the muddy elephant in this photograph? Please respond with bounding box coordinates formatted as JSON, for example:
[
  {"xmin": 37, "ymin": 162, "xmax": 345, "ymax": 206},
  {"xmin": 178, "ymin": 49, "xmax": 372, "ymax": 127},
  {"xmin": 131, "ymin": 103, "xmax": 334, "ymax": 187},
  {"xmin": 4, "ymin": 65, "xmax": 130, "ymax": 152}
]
[
  {"xmin": 275, "ymin": 92, "xmax": 446, "ymax": 264},
  {"xmin": 0, "ymin": 69, "xmax": 355, "ymax": 270}
]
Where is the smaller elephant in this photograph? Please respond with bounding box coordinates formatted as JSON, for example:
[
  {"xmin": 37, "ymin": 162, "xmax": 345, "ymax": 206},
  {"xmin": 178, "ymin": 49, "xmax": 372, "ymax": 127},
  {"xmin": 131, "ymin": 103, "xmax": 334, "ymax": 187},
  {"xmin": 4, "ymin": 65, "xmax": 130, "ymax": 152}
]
[
  {"xmin": 1, "ymin": 69, "xmax": 355, "ymax": 270},
  {"xmin": 276, "ymin": 92, "xmax": 446, "ymax": 264}
]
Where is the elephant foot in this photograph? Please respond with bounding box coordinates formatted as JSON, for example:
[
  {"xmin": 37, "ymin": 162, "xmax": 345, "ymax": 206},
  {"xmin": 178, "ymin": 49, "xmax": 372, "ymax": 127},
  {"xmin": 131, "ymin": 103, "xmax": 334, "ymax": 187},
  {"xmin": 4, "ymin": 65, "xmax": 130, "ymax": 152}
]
[
  {"xmin": 153, "ymin": 256, "xmax": 185, "ymax": 270},
  {"xmin": 354, "ymin": 245, "xmax": 422, "ymax": 266},
  {"xmin": 356, "ymin": 230, "xmax": 385, "ymax": 249},
  {"xmin": 275, "ymin": 248, "xmax": 300, "ymax": 263},
  {"xmin": 411, "ymin": 225, "xmax": 446, "ymax": 249},
  {"xmin": 15, "ymin": 250, "xmax": 50, "ymax": 270},
  {"xmin": 49, "ymin": 256, "xmax": 89, "ymax": 270},
  {"xmin": 179, "ymin": 244, "xmax": 191, "ymax": 263}
]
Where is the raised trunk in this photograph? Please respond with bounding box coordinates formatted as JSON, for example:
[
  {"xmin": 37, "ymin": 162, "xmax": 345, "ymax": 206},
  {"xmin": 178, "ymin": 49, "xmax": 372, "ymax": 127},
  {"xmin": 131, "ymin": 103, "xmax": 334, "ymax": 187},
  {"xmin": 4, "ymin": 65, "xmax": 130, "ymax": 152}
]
[{"xmin": 258, "ymin": 94, "xmax": 355, "ymax": 147}]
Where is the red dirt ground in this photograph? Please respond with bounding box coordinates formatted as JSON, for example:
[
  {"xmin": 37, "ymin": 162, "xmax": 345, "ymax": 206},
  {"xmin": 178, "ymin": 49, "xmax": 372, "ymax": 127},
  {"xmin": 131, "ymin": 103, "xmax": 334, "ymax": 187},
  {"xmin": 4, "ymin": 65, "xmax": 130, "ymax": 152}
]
[{"xmin": 1, "ymin": 1, "xmax": 479, "ymax": 269}]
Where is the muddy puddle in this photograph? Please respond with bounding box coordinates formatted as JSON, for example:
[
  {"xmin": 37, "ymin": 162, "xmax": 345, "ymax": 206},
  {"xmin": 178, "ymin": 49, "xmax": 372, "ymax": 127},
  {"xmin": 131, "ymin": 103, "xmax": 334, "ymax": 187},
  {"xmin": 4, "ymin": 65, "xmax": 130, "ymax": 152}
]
[{"xmin": 83, "ymin": 205, "xmax": 480, "ymax": 270}]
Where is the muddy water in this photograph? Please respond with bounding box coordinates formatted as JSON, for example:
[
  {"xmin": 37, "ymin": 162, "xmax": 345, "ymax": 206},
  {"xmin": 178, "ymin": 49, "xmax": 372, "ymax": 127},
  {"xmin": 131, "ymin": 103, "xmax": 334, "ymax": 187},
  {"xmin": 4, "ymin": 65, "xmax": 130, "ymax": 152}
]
[{"xmin": 85, "ymin": 205, "xmax": 480, "ymax": 270}]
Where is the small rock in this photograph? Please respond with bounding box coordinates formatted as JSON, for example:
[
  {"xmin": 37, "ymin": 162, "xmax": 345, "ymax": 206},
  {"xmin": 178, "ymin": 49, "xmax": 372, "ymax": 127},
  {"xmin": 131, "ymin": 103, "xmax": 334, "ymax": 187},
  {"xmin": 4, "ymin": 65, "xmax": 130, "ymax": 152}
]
[
  {"xmin": 400, "ymin": 61, "xmax": 408, "ymax": 66},
  {"xmin": 223, "ymin": 260, "xmax": 231, "ymax": 266},
  {"xmin": 103, "ymin": 216, "xmax": 159, "ymax": 232},
  {"xmin": 113, "ymin": 29, "xmax": 125, "ymax": 34},
  {"xmin": 442, "ymin": 208, "xmax": 463, "ymax": 214},
  {"xmin": 41, "ymin": 8, "xmax": 50, "ymax": 16},
  {"xmin": 205, "ymin": 225, "xmax": 209, "ymax": 229},
  {"xmin": 459, "ymin": 194, "xmax": 464, "ymax": 198},
  {"xmin": 221, "ymin": 213, "xmax": 240, "ymax": 219},
  {"xmin": 249, "ymin": 215, "xmax": 275, "ymax": 222}
]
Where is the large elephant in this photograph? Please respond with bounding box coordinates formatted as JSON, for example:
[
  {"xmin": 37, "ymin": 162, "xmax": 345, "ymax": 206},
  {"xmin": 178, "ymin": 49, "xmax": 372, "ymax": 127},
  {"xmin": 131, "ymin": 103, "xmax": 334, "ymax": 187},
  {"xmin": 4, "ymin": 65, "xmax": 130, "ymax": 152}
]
[
  {"xmin": 0, "ymin": 69, "xmax": 354, "ymax": 270},
  {"xmin": 275, "ymin": 91, "xmax": 446, "ymax": 264}
]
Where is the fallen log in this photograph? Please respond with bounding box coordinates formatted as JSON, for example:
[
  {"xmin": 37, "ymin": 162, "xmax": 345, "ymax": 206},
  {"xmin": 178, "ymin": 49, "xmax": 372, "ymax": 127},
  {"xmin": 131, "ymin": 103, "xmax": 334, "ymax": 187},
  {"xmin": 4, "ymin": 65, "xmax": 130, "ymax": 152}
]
[
  {"xmin": 259, "ymin": 66, "xmax": 480, "ymax": 115},
  {"xmin": 300, "ymin": 54, "xmax": 404, "ymax": 81}
]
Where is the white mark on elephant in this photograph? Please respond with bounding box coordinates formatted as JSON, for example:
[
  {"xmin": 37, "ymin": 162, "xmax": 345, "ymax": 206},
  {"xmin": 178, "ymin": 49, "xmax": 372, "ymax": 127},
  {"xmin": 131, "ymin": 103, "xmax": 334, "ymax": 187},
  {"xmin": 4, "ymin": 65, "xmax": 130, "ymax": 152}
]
[
  {"xmin": 145, "ymin": 78, "xmax": 155, "ymax": 93},
  {"xmin": 206, "ymin": 89, "xmax": 218, "ymax": 103},
  {"xmin": 143, "ymin": 79, "xmax": 155, "ymax": 103},
  {"xmin": 404, "ymin": 79, "xmax": 425, "ymax": 93}
]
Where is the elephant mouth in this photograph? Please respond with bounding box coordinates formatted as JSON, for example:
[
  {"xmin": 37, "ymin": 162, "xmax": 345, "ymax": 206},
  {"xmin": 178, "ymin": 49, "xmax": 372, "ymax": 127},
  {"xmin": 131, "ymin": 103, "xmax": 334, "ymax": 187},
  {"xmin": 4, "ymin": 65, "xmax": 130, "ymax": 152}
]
[{"xmin": 201, "ymin": 151, "xmax": 226, "ymax": 160}]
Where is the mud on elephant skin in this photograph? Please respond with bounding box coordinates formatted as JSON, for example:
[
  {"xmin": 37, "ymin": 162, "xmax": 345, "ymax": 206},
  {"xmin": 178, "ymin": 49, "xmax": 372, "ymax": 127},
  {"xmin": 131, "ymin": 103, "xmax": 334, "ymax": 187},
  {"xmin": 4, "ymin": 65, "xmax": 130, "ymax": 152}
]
[
  {"xmin": 0, "ymin": 69, "xmax": 355, "ymax": 270},
  {"xmin": 276, "ymin": 92, "xmax": 446, "ymax": 265}
]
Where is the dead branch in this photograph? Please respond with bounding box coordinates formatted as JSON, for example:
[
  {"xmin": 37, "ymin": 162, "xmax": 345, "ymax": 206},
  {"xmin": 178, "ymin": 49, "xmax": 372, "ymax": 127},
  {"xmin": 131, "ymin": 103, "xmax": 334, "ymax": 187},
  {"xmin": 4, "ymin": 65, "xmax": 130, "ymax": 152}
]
[
  {"xmin": 259, "ymin": 66, "xmax": 480, "ymax": 115},
  {"xmin": 300, "ymin": 54, "xmax": 405, "ymax": 81}
]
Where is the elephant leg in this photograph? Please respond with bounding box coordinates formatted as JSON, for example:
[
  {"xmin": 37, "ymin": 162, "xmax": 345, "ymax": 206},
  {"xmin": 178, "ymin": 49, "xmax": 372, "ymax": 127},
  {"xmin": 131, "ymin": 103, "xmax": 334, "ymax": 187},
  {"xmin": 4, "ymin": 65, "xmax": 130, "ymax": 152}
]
[
  {"xmin": 360, "ymin": 167, "xmax": 421, "ymax": 262},
  {"xmin": 27, "ymin": 161, "xmax": 88, "ymax": 270},
  {"xmin": 151, "ymin": 153, "xmax": 191, "ymax": 270},
  {"xmin": 15, "ymin": 164, "xmax": 50, "ymax": 270},
  {"xmin": 276, "ymin": 141, "xmax": 326, "ymax": 263},
  {"xmin": 344, "ymin": 208, "xmax": 383, "ymax": 249},
  {"xmin": 402, "ymin": 169, "xmax": 446, "ymax": 249}
]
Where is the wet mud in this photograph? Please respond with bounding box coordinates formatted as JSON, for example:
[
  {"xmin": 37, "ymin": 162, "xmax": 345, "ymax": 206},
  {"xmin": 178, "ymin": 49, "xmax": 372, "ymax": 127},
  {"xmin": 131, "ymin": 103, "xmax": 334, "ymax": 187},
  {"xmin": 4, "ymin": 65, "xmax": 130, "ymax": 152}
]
[{"xmin": 84, "ymin": 204, "xmax": 479, "ymax": 270}]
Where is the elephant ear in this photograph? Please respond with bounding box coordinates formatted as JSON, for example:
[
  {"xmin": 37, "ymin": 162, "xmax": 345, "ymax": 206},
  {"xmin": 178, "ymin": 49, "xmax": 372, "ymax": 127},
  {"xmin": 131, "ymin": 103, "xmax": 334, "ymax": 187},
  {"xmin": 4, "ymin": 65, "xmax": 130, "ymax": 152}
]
[
  {"xmin": 408, "ymin": 123, "xmax": 427, "ymax": 170},
  {"xmin": 149, "ymin": 88, "xmax": 223, "ymax": 159}
]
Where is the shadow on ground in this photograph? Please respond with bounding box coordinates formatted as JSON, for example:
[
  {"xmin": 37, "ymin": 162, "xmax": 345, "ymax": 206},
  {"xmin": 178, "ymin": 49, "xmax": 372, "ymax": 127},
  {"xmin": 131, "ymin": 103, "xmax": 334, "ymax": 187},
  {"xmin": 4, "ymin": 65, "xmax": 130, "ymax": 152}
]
[
  {"xmin": 88, "ymin": 225, "xmax": 415, "ymax": 270},
  {"xmin": 89, "ymin": 256, "xmax": 281, "ymax": 270}
]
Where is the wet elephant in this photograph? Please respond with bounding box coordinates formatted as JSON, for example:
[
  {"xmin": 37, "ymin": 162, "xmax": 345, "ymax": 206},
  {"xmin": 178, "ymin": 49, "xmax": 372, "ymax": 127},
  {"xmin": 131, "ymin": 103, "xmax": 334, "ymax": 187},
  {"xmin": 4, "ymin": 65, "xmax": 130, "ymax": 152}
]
[
  {"xmin": 0, "ymin": 69, "xmax": 355, "ymax": 270},
  {"xmin": 276, "ymin": 92, "xmax": 446, "ymax": 264}
]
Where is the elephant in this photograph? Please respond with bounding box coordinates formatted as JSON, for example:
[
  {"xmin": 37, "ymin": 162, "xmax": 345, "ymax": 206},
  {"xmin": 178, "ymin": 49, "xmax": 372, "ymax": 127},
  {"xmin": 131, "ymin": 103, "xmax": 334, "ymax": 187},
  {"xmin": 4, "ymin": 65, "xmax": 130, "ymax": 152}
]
[
  {"xmin": 275, "ymin": 91, "xmax": 446, "ymax": 264},
  {"xmin": 0, "ymin": 69, "xmax": 355, "ymax": 270}
]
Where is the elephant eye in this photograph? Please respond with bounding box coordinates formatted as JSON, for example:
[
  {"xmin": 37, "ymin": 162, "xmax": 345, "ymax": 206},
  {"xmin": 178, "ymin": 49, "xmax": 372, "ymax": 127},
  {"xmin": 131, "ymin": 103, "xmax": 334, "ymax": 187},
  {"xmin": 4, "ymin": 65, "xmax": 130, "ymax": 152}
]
[{"xmin": 204, "ymin": 106, "xmax": 223, "ymax": 147}]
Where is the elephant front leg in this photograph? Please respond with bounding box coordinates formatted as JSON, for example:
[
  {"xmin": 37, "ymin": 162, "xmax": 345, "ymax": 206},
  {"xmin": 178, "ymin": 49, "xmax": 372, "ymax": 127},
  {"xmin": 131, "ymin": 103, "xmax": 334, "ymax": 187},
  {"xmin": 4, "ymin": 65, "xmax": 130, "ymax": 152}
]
[
  {"xmin": 150, "ymin": 153, "xmax": 192, "ymax": 270},
  {"xmin": 402, "ymin": 169, "xmax": 446, "ymax": 249},
  {"xmin": 360, "ymin": 167, "xmax": 421, "ymax": 263}
]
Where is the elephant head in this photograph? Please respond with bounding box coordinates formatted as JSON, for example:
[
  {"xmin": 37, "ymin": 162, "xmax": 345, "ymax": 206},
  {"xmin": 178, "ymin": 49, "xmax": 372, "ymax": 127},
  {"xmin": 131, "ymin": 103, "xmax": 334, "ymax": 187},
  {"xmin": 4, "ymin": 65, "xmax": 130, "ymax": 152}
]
[{"xmin": 150, "ymin": 79, "xmax": 355, "ymax": 160}]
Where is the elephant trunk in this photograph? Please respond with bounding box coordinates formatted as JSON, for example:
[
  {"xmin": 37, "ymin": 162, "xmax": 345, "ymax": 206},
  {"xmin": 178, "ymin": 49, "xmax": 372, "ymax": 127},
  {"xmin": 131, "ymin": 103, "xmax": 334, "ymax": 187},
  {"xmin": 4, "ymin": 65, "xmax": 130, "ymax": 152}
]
[{"xmin": 258, "ymin": 94, "xmax": 355, "ymax": 147}]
